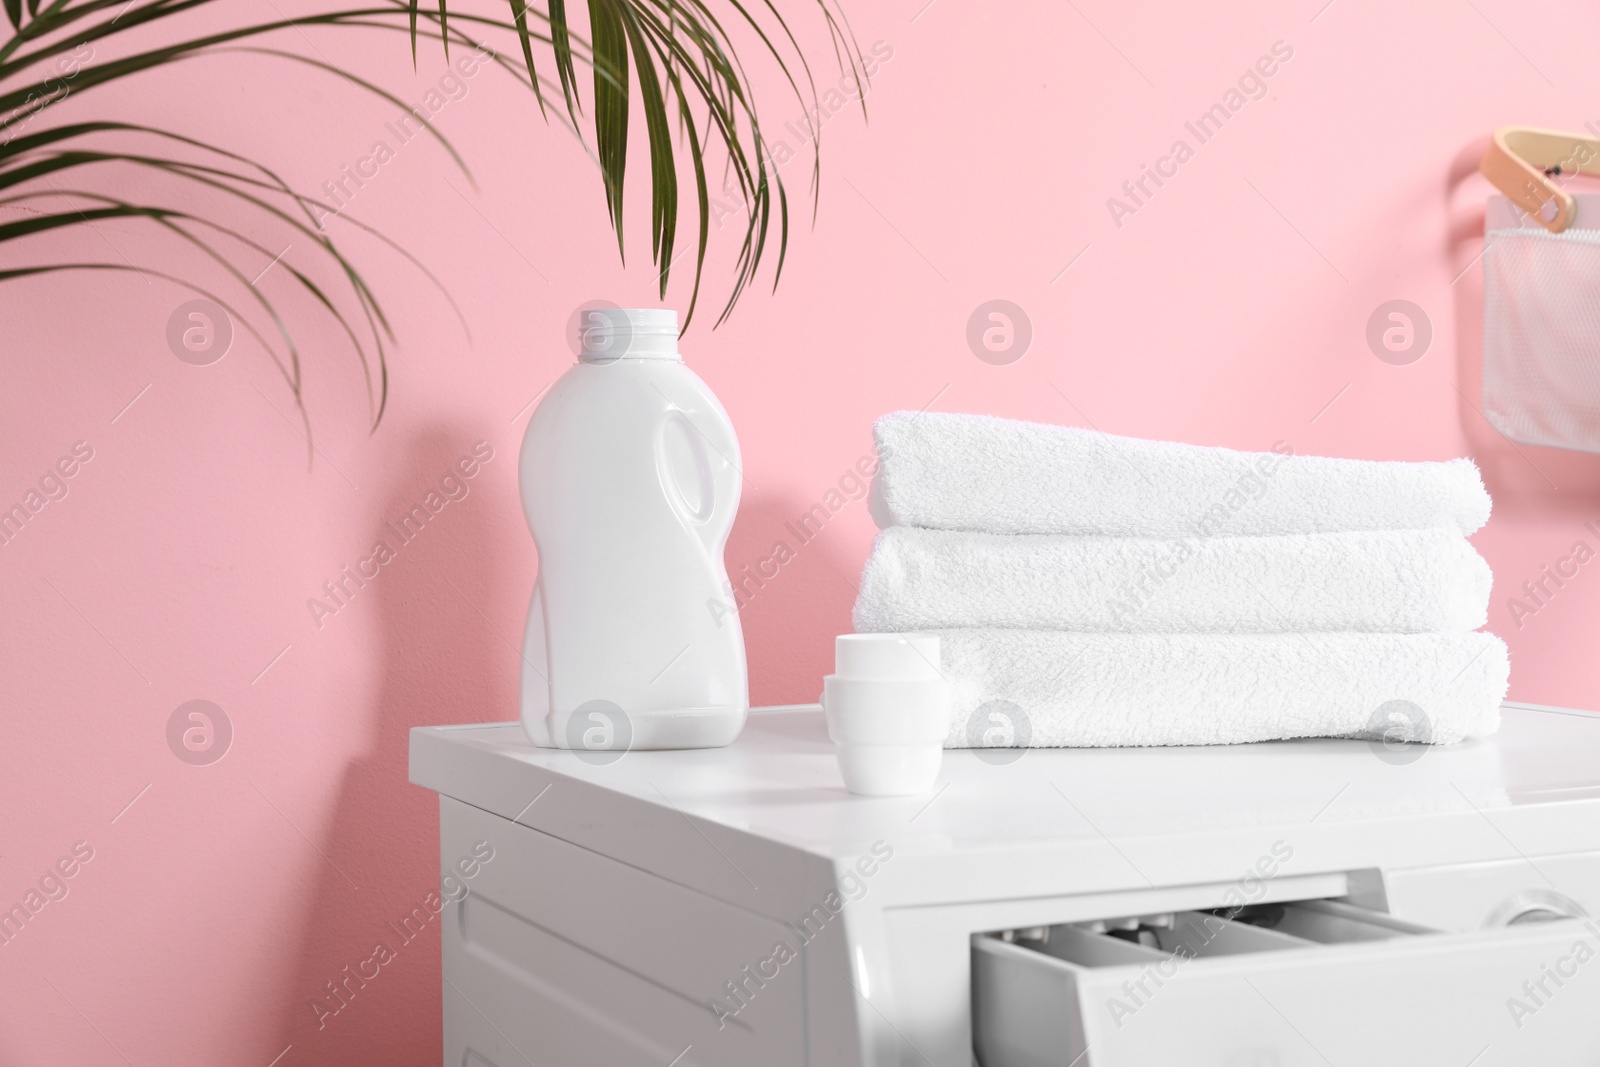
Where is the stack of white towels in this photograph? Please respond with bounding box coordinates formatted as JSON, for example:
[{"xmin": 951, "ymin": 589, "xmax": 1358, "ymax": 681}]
[{"xmin": 853, "ymin": 411, "xmax": 1510, "ymax": 748}]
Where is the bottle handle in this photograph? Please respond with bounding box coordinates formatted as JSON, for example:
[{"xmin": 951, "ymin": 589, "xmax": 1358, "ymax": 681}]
[{"xmin": 657, "ymin": 405, "xmax": 741, "ymax": 550}]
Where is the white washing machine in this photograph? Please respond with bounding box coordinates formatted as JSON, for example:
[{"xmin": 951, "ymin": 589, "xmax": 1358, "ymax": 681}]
[{"xmin": 409, "ymin": 701, "xmax": 1600, "ymax": 1066}]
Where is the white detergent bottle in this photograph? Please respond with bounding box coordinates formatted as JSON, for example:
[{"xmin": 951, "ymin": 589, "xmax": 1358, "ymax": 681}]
[{"xmin": 518, "ymin": 307, "xmax": 748, "ymax": 754}]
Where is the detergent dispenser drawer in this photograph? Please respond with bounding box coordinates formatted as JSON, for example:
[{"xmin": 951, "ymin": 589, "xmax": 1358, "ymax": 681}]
[{"xmin": 972, "ymin": 900, "xmax": 1600, "ymax": 1067}]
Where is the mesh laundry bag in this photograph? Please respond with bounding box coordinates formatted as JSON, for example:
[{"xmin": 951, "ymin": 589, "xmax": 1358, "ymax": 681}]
[
  {"xmin": 1483, "ymin": 195, "xmax": 1600, "ymax": 452},
  {"xmin": 1478, "ymin": 126, "xmax": 1600, "ymax": 452}
]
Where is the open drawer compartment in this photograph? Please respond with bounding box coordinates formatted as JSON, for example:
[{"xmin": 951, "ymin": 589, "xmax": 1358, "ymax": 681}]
[{"xmin": 973, "ymin": 901, "xmax": 1600, "ymax": 1067}]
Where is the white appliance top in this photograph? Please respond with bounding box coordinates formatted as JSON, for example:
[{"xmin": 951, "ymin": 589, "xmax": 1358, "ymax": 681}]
[{"xmin": 412, "ymin": 703, "xmax": 1600, "ymax": 894}]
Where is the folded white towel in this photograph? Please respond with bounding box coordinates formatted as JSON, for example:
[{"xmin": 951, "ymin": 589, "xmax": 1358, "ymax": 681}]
[
  {"xmin": 937, "ymin": 629, "xmax": 1508, "ymax": 748},
  {"xmin": 853, "ymin": 526, "xmax": 1492, "ymax": 634},
  {"xmin": 871, "ymin": 411, "xmax": 1492, "ymax": 537}
]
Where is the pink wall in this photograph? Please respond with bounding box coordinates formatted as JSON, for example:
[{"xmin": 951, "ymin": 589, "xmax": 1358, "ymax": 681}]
[{"xmin": 4, "ymin": 0, "xmax": 1599, "ymax": 1062}]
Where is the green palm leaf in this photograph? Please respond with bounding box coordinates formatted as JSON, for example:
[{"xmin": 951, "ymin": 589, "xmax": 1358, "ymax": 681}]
[{"xmin": 0, "ymin": 0, "xmax": 865, "ymax": 431}]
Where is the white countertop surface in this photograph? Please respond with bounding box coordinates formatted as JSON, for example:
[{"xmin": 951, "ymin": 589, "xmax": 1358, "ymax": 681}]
[{"xmin": 411, "ymin": 703, "xmax": 1600, "ymax": 883}]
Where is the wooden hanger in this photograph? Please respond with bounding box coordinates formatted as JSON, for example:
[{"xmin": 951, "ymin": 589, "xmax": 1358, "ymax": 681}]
[{"xmin": 1480, "ymin": 126, "xmax": 1600, "ymax": 232}]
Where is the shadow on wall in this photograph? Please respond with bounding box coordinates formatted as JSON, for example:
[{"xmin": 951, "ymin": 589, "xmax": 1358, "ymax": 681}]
[
  {"xmin": 725, "ymin": 494, "xmax": 864, "ymax": 707},
  {"xmin": 1447, "ymin": 136, "xmax": 1600, "ymax": 517},
  {"xmin": 271, "ymin": 423, "xmax": 517, "ymax": 1067}
]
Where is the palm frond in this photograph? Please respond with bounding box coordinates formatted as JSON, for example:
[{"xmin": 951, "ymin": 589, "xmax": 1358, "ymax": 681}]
[{"xmin": 0, "ymin": 0, "xmax": 864, "ymax": 433}]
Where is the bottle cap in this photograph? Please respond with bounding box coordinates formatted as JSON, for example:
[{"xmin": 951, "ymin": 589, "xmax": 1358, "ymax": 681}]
[
  {"xmin": 578, "ymin": 307, "xmax": 680, "ymax": 362},
  {"xmin": 824, "ymin": 633, "xmax": 950, "ymax": 797},
  {"xmin": 834, "ymin": 633, "xmax": 944, "ymax": 682}
]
